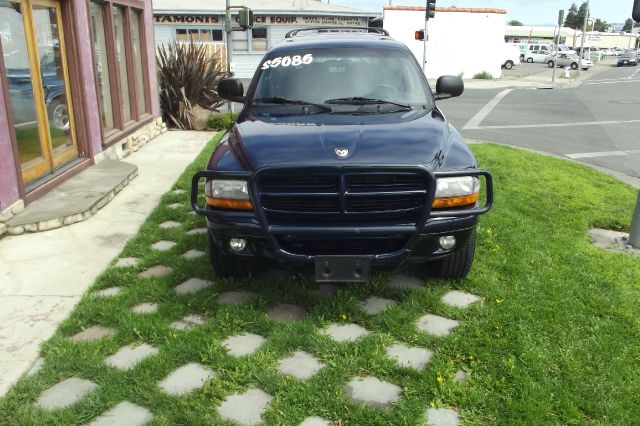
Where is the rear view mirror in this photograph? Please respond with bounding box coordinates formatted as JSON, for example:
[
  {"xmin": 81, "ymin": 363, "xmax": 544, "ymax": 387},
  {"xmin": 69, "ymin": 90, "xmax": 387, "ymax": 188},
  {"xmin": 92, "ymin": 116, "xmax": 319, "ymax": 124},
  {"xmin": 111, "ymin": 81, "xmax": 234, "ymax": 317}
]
[
  {"xmin": 434, "ymin": 75, "xmax": 464, "ymax": 100},
  {"xmin": 217, "ymin": 78, "xmax": 245, "ymax": 103}
]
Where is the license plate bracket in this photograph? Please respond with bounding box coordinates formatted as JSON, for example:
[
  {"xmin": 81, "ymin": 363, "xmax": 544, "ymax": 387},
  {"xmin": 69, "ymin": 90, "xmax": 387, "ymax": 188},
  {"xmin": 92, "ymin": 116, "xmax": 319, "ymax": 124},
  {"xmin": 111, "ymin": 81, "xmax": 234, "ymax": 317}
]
[{"xmin": 315, "ymin": 256, "xmax": 371, "ymax": 282}]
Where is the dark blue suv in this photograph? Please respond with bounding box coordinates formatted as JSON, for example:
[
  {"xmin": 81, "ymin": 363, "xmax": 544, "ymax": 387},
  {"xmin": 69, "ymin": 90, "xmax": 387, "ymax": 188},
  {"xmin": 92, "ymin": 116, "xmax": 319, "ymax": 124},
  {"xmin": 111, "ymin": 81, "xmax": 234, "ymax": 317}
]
[{"xmin": 192, "ymin": 28, "xmax": 493, "ymax": 282}]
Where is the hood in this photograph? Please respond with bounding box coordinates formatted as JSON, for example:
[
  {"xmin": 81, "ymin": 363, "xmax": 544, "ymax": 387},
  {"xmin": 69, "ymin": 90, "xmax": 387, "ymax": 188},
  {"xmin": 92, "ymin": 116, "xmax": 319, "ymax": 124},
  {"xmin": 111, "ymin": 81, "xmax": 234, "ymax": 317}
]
[{"xmin": 228, "ymin": 110, "xmax": 449, "ymax": 171}]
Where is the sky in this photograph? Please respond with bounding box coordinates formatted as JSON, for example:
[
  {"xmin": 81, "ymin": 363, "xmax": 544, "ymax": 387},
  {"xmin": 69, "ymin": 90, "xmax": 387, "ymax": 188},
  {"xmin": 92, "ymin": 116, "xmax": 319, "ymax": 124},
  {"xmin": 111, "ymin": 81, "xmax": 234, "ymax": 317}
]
[{"xmin": 328, "ymin": 0, "xmax": 636, "ymax": 25}]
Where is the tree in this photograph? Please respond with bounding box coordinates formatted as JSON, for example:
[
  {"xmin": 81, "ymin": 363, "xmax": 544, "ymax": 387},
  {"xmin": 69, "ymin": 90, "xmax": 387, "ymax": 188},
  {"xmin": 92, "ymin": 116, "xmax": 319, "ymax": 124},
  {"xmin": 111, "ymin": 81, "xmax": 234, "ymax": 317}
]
[
  {"xmin": 623, "ymin": 18, "xmax": 633, "ymax": 31},
  {"xmin": 508, "ymin": 20, "xmax": 523, "ymax": 26},
  {"xmin": 575, "ymin": 2, "xmax": 590, "ymax": 29},
  {"xmin": 593, "ymin": 19, "xmax": 610, "ymax": 32},
  {"xmin": 564, "ymin": 3, "xmax": 578, "ymax": 28}
]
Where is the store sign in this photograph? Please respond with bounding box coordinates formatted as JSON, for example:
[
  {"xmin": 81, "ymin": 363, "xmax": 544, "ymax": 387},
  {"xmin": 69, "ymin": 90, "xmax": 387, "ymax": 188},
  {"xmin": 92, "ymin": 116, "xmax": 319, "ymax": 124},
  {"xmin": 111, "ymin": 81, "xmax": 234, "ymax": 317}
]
[{"xmin": 155, "ymin": 15, "xmax": 367, "ymax": 26}]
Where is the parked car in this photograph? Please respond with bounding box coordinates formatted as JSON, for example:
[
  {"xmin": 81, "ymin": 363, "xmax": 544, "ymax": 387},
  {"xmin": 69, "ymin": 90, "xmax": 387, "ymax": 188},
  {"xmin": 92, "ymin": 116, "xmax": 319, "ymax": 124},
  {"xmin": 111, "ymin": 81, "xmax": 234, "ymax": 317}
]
[
  {"xmin": 513, "ymin": 43, "xmax": 554, "ymax": 61},
  {"xmin": 192, "ymin": 27, "xmax": 493, "ymax": 282},
  {"xmin": 617, "ymin": 50, "xmax": 639, "ymax": 66},
  {"xmin": 502, "ymin": 45, "xmax": 521, "ymax": 70},
  {"xmin": 547, "ymin": 53, "xmax": 593, "ymax": 70},
  {"xmin": 525, "ymin": 49, "xmax": 551, "ymax": 63}
]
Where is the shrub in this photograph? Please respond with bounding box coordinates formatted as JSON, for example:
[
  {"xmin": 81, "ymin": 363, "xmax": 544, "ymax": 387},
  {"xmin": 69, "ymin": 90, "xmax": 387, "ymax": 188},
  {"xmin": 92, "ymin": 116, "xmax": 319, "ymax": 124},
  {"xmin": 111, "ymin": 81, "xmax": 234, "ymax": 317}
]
[
  {"xmin": 207, "ymin": 112, "xmax": 239, "ymax": 130},
  {"xmin": 157, "ymin": 41, "xmax": 227, "ymax": 129},
  {"xmin": 473, "ymin": 71, "xmax": 493, "ymax": 80}
]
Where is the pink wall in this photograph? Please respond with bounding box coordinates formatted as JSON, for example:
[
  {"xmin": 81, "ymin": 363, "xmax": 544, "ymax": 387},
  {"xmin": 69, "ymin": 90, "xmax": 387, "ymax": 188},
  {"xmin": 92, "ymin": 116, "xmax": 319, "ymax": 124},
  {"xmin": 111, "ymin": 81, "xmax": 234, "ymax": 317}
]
[
  {"xmin": 72, "ymin": 0, "xmax": 103, "ymax": 157},
  {"xmin": 0, "ymin": 72, "xmax": 20, "ymax": 211},
  {"xmin": 144, "ymin": 0, "xmax": 160, "ymax": 117}
]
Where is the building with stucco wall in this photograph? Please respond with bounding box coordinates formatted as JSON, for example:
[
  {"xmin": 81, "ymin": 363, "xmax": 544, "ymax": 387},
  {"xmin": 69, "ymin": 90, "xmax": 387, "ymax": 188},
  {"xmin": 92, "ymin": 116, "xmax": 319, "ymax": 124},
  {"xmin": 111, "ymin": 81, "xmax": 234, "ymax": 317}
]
[
  {"xmin": 0, "ymin": 0, "xmax": 162, "ymax": 229},
  {"xmin": 383, "ymin": 6, "xmax": 507, "ymax": 79}
]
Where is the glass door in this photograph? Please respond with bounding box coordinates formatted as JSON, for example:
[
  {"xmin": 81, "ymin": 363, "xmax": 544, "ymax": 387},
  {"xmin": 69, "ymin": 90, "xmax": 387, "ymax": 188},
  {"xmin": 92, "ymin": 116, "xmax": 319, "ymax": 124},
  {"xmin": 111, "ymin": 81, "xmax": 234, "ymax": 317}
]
[{"xmin": 0, "ymin": 0, "xmax": 77, "ymax": 186}]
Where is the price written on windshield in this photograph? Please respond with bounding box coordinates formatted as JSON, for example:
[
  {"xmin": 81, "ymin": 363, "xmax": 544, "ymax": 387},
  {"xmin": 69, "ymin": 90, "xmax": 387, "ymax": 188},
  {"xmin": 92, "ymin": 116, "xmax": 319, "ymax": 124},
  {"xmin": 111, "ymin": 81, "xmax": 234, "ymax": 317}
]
[{"xmin": 261, "ymin": 54, "xmax": 314, "ymax": 70}]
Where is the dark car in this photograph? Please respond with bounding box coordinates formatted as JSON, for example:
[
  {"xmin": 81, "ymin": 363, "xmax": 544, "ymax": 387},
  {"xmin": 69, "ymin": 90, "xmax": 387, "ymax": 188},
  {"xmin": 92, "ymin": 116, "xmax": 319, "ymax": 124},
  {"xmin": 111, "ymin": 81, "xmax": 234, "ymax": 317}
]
[
  {"xmin": 192, "ymin": 28, "xmax": 493, "ymax": 282},
  {"xmin": 617, "ymin": 50, "xmax": 638, "ymax": 66}
]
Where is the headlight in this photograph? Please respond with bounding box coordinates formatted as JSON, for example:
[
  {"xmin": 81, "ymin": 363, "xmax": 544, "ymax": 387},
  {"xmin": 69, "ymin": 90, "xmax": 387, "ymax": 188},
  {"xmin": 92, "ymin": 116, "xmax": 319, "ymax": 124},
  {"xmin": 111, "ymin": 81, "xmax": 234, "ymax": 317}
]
[
  {"xmin": 205, "ymin": 179, "xmax": 253, "ymax": 210},
  {"xmin": 432, "ymin": 176, "xmax": 480, "ymax": 209}
]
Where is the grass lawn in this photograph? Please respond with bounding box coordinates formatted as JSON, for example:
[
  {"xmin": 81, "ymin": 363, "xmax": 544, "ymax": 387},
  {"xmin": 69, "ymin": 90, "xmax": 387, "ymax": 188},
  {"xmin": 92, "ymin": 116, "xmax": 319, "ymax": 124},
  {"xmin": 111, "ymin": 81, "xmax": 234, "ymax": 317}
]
[{"xmin": 1, "ymin": 136, "xmax": 639, "ymax": 425}]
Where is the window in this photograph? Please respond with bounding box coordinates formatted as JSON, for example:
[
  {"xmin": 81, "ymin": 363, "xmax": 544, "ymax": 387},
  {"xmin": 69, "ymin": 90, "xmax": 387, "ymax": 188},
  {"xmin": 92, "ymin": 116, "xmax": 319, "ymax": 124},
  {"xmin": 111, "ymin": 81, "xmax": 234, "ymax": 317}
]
[
  {"xmin": 89, "ymin": 0, "xmax": 151, "ymax": 142},
  {"xmin": 175, "ymin": 28, "xmax": 223, "ymax": 43},
  {"xmin": 131, "ymin": 10, "xmax": 148, "ymax": 116},
  {"xmin": 252, "ymin": 27, "xmax": 268, "ymax": 52},
  {"xmin": 89, "ymin": 2, "xmax": 114, "ymax": 132},
  {"xmin": 232, "ymin": 30, "xmax": 248, "ymax": 52}
]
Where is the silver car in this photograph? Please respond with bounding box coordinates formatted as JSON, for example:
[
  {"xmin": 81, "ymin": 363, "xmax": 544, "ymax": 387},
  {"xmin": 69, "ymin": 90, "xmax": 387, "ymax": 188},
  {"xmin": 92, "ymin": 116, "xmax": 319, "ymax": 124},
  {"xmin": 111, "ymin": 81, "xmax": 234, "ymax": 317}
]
[{"xmin": 547, "ymin": 53, "xmax": 592, "ymax": 70}]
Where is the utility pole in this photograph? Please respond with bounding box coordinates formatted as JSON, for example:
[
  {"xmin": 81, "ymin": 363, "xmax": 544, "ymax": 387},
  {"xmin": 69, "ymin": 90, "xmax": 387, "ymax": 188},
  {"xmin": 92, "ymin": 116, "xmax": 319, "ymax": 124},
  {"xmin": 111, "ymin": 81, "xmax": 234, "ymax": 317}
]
[
  {"xmin": 225, "ymin": 0, "xmax": 234, "ymax": 113},
  {"xmin": 422, "ymin": 0, "xmax": 436, "ymax": 72},
  {"xmin": 552, "ymin": 10, "xmax": 565, "ymax": 83},
  {"xmin": 630, "ymin": 192, "xmax": 640, "ymax": 248},
  {"xmin": 577, "ymin": 0, "xmax": 589, "ymax": 75}
]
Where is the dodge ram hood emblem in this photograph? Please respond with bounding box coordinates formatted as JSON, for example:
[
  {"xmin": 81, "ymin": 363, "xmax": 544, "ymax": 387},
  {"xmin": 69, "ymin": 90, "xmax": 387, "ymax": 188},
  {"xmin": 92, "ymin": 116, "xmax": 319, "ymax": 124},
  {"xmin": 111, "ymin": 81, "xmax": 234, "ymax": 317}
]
[{"xmin": 335, "ymin": 148, "xmax": 349, "ymax": 158}]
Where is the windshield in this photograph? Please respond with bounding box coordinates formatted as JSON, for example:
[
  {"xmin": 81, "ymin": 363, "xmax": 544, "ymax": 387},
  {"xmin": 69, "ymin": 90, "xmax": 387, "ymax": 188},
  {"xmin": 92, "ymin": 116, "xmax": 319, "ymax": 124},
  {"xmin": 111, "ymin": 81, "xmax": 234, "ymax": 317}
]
[{"xmin": 252, "ymin": 47, "xmax": 433, "ymax": 110}]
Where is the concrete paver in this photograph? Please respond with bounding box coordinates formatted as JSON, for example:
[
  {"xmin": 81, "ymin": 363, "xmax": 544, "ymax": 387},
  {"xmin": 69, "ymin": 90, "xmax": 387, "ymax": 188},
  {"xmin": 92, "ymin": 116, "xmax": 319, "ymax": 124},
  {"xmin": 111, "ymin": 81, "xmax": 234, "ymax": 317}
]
[
  {"xmin": 171, "ymin": 314, "xmax": 207, "ymax": 331},
  {"xmin": 441, "ymin": 290, "xmax": 481, "ymax": 308},
  {"xmin": 35, "ymin": 377, "xmax": 98, "ymax": 410},
  {"xmin": 322, "ymin": 323, "xmax": 370, "ymax": 343},
  {"xmin": 360, "ymin": 296, "xmax": 397, "ymax": 315},
  {"xmin": 138, "ymin": 265, "xmax": 173, "ymax": 279},
  {"xmin": 132, "ymin": 303, "xmax": 159, "ymax": 314},
  {"xmin": 277, "ymin": 351, "xmax": 324, "ymax": 380},
  {"xmin": 175, "ymin": 278, "xmax": 212, "ymax": 295},
  {"xmin": 299, "ymin": 417, "xmax": 332, "ymax": 426},
  {"xmin": 159, "ymin": 221, "xmax": 181, "ymax": 229},
  {"xmin": 151, "ymin": 241, "xmax": 177, "ymax": 251},
  {"xmin": 416, "ymin": 314, "xmax": 460, "ymax": 337},
  {"xmin": 186, "ymin": 228, "xmax": 207, "ymax": 235},
  {"xmin": 389, "ymin": 275, "xmax": 423, "ymax": 289},
  {"xmin": 425, "ymin": 408, "xmax": 459, "ymax": 426},
  {"xmin": 266, "ymin": 304, "xmax": 306, "ymax": 323},
  {"xmin": 158, "ymin": 363, "xmax": 214, "ymax": 396},
  {"xmin": 217, "ymin": 291, "xmax": 258, "ymax": 305},
  {"xmin": 105, "ymin": 343, "xmax": 159, "ymax": 371},
  {"xmin": 94, "ymin": 287, "xmax": 122, "ymax": 297},
  {"xmin": 453, "ymin": 370, "xmax": 468, "ymax": 384},
  {"xmin": 182, "ymin": 249, "xmax": 205, "ymax": 259},
  {"xmin": 386, "ymin": 343, "xmax": 433, "ymax": 370},
  {"xmin": 222, "ymin": 333, "xmax": 266, "ymax": 357},
  {"xmin": 217, "ymin": 388, "xmax": 273, "ymax": 425},
  {"xmin": 70, "ymin": 326, "xmax": 115, "ymax": 342},
  {"xmin": 0, "ymin": 131, "xmax": 212, "ymax": 396},
  {"xmin": 344, "ymin": 376, "xmax": 402, "ymax": 409},
  {"xmin": 114, "ymin": 257, "xmax": 139, "ymax": 268},
  {"xmin": 167, "ymin": 203, "xmax": 183, "ymax": 210},
  {"xmin": 89, "ymin": 401, "xmax": 154, "ymax": 426}
]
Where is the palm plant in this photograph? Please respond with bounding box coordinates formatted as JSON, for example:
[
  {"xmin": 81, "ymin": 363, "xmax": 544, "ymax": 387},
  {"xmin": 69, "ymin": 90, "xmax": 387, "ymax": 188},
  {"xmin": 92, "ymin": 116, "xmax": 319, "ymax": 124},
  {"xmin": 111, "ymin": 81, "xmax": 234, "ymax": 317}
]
[{"xmin": 157, "ymin": 41, "xmax": 227, "ymax": 129}]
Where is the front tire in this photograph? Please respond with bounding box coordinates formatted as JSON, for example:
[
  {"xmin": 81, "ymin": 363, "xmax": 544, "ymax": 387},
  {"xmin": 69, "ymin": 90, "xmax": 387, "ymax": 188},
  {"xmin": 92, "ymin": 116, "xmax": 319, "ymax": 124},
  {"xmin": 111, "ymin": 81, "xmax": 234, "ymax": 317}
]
[
  {"xmin": 548, "ymin": 60, "xmax": 555, "ymax": 68},
  {"xmin": 571, "ymin": 62, "xmax": 578, "ymax": 70},
  {"xmin": 527, "ymin": 58, "xmax": 533, "ymax": 63},
  {"xmin": 208, "ymin": 233, "xmax": 245, "ymax": 279},
  {"xmin": 504, "ymin": 60, "xmax": 514, "ymax": 70},
  {"xmin": 428, "ymin": 229, "xmax": 477, "ymax": 279}
]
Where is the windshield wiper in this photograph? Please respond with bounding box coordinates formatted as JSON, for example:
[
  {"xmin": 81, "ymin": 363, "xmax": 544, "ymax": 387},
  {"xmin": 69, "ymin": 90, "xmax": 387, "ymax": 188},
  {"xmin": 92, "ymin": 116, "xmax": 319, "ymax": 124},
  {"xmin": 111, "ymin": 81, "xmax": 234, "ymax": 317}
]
[
  {"xmin": 325, "ymin": 97, "xmax": 413, "ymax": 111},
  {"xmin": 253, "ymin": 97, "xmax": 332, "ymax": 112}
]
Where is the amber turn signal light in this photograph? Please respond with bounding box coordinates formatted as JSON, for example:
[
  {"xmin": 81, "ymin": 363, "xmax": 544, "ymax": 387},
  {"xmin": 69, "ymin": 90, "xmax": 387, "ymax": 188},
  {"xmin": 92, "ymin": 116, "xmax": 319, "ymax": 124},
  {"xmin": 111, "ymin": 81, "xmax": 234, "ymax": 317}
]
[
  {"xmin": 432, "ymin": 192, "xmax": 480, "ymax": 209},
  {"xmin": 206, "ymin": 197, "xmax": 254, "ymax": 211}
]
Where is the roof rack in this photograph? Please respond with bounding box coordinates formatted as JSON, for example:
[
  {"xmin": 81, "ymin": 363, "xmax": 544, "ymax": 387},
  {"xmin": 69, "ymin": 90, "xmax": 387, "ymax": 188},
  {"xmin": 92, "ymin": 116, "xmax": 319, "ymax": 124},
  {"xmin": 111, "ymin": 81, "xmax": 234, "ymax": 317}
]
[{"xmin": 285, "ymin": 27, "xmax": 390, "ymax": 39}]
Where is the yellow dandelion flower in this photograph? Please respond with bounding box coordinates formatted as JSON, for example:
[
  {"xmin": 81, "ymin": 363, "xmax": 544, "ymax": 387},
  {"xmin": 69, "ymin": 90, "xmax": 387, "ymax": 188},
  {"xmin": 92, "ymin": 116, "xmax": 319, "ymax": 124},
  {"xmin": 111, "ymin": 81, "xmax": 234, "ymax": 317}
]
[
  {"xmin": 341, "ymin": 314, "xmax": 347, "ymax": 320},
  {"xmin": 496, "ymin": 299, "xmax": 503, "ymax": 304},
  {"xmin": 437, "ymin": 376, "xmax": 444, "ymax": 384},
  {"xmin": 449, "ymin": 360, "xmax": 455, "ymax": 366}
]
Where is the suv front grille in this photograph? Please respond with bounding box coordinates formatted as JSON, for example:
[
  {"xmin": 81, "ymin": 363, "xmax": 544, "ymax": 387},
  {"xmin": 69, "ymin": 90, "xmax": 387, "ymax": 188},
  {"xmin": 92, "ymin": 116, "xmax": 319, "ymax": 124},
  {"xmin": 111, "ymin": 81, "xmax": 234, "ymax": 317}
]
[
  {"xmin": 278, "ymin": 236, "xmax": 410, "ymax": 256},
  {"xmin": 256, "ymin": 170, "xmax": 428, "ymax": 224}
]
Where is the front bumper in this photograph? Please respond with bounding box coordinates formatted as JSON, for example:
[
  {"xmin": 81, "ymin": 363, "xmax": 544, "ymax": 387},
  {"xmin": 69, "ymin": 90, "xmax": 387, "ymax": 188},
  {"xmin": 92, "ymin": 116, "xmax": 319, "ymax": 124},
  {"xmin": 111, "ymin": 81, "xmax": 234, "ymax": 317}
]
[{"xmin": 192, "ymin": 166, "xmax": 492, "ymax": 270}]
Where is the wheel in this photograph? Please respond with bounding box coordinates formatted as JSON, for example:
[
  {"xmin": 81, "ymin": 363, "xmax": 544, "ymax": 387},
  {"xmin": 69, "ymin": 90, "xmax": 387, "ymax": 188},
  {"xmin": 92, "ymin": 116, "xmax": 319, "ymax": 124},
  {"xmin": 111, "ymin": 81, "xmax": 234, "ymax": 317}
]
[
  {"xmin": 504, "ymin": 60, "xmax": 514, "ymax": 70},
  {"xmin": 428, "ymin": 229, "xmax": 477, "ymax": 279},
  {"xmin": 526, "ymin": 58, "xmax": 533, "ymax": 63},
  {"xmin": 548, "ymin": 60, "xmax": 555, "ymax": 68},
  {"xmin": 571, "ymin": 62, "xmax": 578, "ymax": 70},
  {"xmin": 47, "ymin": 98, "xmax": 70, "ymax": 132},
  {"xmin": 208, "ymin": 232, "xmax": 246, "ymax": 279}
]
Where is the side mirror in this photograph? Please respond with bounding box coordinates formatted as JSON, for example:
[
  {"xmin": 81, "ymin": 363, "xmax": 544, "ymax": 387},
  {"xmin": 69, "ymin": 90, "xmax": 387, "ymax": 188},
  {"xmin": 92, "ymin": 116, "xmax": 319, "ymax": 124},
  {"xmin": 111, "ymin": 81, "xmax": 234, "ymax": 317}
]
[
  {"xmin": 434, "ymin": 75, "xmax": 464, "ymax": 100},
  {"xmin": 217, "ymin": 78, "xmax": 245, "ymax": 103}
]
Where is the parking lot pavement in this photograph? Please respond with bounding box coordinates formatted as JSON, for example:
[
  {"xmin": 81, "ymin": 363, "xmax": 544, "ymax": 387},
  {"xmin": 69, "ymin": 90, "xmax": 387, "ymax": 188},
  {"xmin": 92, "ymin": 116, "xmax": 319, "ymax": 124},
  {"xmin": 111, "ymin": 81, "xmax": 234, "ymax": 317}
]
[
  {"xmin": 441, "ymin": 62, "xmax": 640, "ymax": 187},
  {"xmin": 0, "ymin": 131, "xmax": 213, "ymax": 396}
]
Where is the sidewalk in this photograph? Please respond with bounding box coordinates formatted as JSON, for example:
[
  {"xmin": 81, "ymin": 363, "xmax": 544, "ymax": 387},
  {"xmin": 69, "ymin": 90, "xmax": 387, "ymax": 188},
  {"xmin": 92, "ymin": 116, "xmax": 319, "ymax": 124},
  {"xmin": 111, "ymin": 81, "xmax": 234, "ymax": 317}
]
[
  {"xmin": 0, "ymin": 130, "xmax": 213, "ymax": 396},
  {"xmin": 448, "ymin": 62, "xmax": 614, "ymax": 90}
]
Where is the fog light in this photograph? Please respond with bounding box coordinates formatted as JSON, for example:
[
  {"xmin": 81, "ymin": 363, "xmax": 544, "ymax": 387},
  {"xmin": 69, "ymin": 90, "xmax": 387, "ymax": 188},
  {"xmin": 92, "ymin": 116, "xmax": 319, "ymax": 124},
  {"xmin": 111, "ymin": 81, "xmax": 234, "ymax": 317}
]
[
  {"xmin": 439, "ymin": 236, "xmax": 456, "ymax": 250},
  {"xmin": 230, "ymin": 238, "xmax": 246, "ymax": 252}
]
